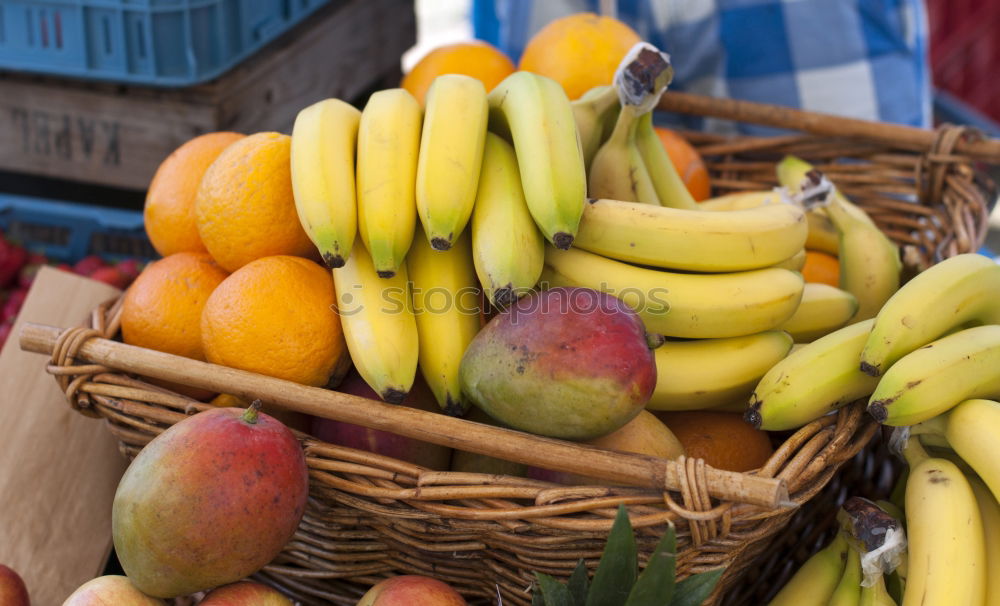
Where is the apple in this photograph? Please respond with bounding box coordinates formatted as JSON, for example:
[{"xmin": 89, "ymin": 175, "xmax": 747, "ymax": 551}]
[
  {"xmin": 0, "ymin": 241, "xmax": 27, "ymax": 288},
  {"xmin": 115, "ymin": 258, "xmax": 143, "ymax": 281},
  {"xmin": 73, "ymin": 255, "xmax": 105, "ymax": 276},
  {"xmin": 200, "ymin": 581, "xmax": 293, "ymax": 605},
  {"xmin": 89, "ymin": 266, "xmax": 129, "ymax": 289},
  {"xmin": 2, "ymin": 289, "xmax": 27, "ymax": 323},
  {"xmin": 0, "ymin": 564, "xmax": 29, "ymax": 606},
  {"xmin": 62, "ymin": 576, "xmax": 165, "ymax": 605},
  {"xmin": 356, "ymin": 575, "xmax": 467, "ymax": 606}
]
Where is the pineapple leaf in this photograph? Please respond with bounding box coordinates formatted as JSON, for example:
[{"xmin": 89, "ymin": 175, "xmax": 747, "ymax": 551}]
[
  {"xmin": 585, "ymin": 505, "xmax": 638, "ymax": 606},
  {"xmin": 668, "ymin": 568, "xmax": 725, "ymax": 606},
  {"xmin": 567, "ymin": 559, "xmax": 589, "ymax": 605},
  {"xmin": 535, "ymin": 572, "xmax": 574, "ymax": 606},
  {"xmin": 624, "ymin": 522, "xmax": 677, "ymax": 606},
  {"xmin": 532, "ymin": 585, "xmax": 546, "ymax": 606}
]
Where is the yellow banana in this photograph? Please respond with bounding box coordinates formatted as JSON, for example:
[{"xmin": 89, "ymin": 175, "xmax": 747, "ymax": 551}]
[
  {"xmin": 407, "ymin": 224, "xmax": 480, "ymax": 416},
  {"xmin": 415, "ymin": 74, "xmax": 488, "ymax": 251},
  {"xmin": 828, "ymin": 546, "xmax": 862, "ymax": 606},
  {"xmin": 773, "ymin": 249, "xmax": 807, "ymax": 271},
  {"xmin": 487, "ymin": 71, "xmax": 586, "ymax": 249},
  {"xmin": 647, "ymin": 331, "xmax": 793, "ymax": 411},
  {"xmin": 748, "ymin": 319, "xmax": 878, "ymax": 431},
  {"xmin": 333, "ymin": 239, "xmax": 418, "ymax": 402},
  {"xmin": 860, "ymin": 253, "xmax": 1000, "ymax": 376},
  {"xmin": 806, "ymin": 207, "xmax": 841, "ymax": 256},
  {"xmin": 917, "ymin": 399, "xmax": 1000, "ymax": 509},
  {"xmin": 768, "ymin": 533, "xmax": 848, "ymax": 606},
  {"xmin": 900, "ymin": 438, "xmax": 986, "ymax": 606},
  {"xmin": 634, "ymin": 111, "xmax": 702, "ymax": 210},
  {"xmin": 969, "ymin": 474, "xmax": 1000, "ymax": 606},
  {"xmin": 542, "ymin": 245, "xmax": 804, "ymax": 339},
  {"xmin": 699, "ymin": 189, "xmax": 786, "ymax": 211},
  {"xmin": 859, "ymin": 574, "xmax": 897, "ymax": 606},
  {"xmin": 777, "ymin": 155, "xmax": 875, "ymax": 227},
  {"xmin": 471, "ymin": 133, "xmax": 544, "ymax": 308},
  {"xmin": 356, "ymin": 88, "xmax": 422, "ymax": 277},
  {"xmin": 572, "ymin": 84, "xmax": 620, "ymax": 170},
  {"xmin": 573, "ymin": 198, "xmax": 807, "ymax": 272},
  {"xmin": 779, "ymin": 283, "xmax": 858, "ymax": 343},
  {"xmin": 290, "ymin": 98, "xmax": 361, "ymax": 268},
  {"xmin": 868, "ymin": 325, "xmax": 1000, "ymax": 426},
  {"xmin": 588, "ymin": 104, "xmax": 660, "ymax": 205}
]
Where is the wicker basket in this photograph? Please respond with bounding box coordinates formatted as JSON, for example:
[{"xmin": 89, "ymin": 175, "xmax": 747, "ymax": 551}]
[{"xmin": 21, "ymin": 93, "xmax": 1000, "ymax": 606}]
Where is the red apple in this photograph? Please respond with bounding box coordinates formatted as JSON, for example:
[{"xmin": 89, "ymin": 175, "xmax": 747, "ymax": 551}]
[
  {"xmin": 2, "ymin": 289, "xmax": 27, "ymax": 323},
  {"xmin": 0, "ymin": 564, "xmax": 29, "ymax": 606},
  {"xmin": 0, "ymin": 241, "xmax": 27, "ymax": 288},
  {"xmin": 115, "ymin": 258, "xmax": 143, "ymax": 281},
  {"xmin": 89, "ymin": 266, "xmax": 129, "ymax": 289},
  {"xmin": 63, "ymin": 575, "xmax": 165, "ymax": 605},
  {"xmin": 200, "ymin": 581, "xmax": 293, "ymax": 605},
  {"xmin": 357, "ymin": 575, "xmax": 467, "ymax": 606},
  {"xmin": 73, "ymin": 254, "xmax": 105, "ymax": 276},
  {"xmin": 55, "ymin": 263, "xmax": 73, "ymax": 273}
]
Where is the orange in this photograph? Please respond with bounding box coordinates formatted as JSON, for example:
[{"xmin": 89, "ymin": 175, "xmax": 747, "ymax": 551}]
[
  {"xmin": 653, "ymin": 411, "xmax": 774, "ymax": 473},
  {"xmin": 802, "ymin": 250, "xmax": 840, "ymax": 286},
  {"xmin": 195, "ymin": 132, "xmax": 317, "ymax": 273},
  {"xmin": 655, "ymin": 127, "xmax": 712, "ymax": 201},
  {"xmin": 201, "ymin": 255, "xmax": 348, "ymax": 386},
  {"xmin": 402, "ymin": 41, "xmax": 516, "ymax": 106},
  {"xmin": 518, "ymin": 13, "xmax": 641, "ymax": 100},
  {"xmin": 121, "ymin": 252, "xmax": 228, "ymax": 361},
  {"xmin": 144, "ymin": 132, "xmax": 244, "ymax": 256}
]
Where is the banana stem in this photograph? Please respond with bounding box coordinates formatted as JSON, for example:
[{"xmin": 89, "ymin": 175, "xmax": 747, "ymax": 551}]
[
  {"xmin": 901, "ymin": 435, "xmax": 931, "ymax": 468},
  {"xmin": 908, "ymin": 414, "xmax": 948, "ymax": 438}
]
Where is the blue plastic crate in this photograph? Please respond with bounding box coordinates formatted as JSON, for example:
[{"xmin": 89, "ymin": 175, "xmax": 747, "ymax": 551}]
[
  {"xmin": 0, "ymin": 193, "xmax": 156, "ymax": 262},
  {"xmin": 0, "ymin": 0, "xmax": 330, "ymax": 87}
]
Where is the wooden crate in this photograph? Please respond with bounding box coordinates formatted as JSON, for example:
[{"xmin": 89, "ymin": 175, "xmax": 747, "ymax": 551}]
[{"xmin": 0, "ymin": 0, "xmax": 415, "ymax": 191}]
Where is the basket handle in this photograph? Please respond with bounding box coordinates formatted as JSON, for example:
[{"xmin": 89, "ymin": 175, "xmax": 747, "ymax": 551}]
[
  {"xmin": 658, "ymin": 91, "xmax": 1000, "ymax": 163},
  {"xmin": 19, "ymin": 322, "xmax": 790, "ymax": 509}
]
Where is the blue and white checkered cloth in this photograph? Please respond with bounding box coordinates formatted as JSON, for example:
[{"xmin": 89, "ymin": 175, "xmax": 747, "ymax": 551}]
[{"xmin": 473, "ymin": 0, "xmax": 932, "ymax": 135}]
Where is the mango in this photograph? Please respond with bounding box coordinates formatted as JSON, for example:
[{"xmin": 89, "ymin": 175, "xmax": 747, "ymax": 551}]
[
  {"xmin": 459, "ymin": 286, "xmax": 656, "ymax": 440},
  {"xmin": 357, "ymin": 575, "xmax": 467, "ymax": 606},
  {"xmin": 62, "ymin": 576, "xmax": 165, "ymax": 605},
  {"xmin": 111, "ymin": 403, "xmax": 308, "ymax": 598}
]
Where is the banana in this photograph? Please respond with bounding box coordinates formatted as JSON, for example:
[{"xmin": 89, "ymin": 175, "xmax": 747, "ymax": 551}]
[
  {"xmin": 572, "ymin": 84, "xmax": 620, "ymax": 170},
  {"xmin": 773, "ymin": 249, "xmax": 807, "ymax": 272},
  {"xmin": 415, "ymin": 74, "xmax": 488, "ymax": 251},
  {"xmin": 768, "ymin": 533, "xmax": 848, "ymax": 606},
  {"xmin": 779, "ymin": 283, "xmax": 858, "ymax": 343},
  {"xmin": 356, "ymin": 88, "xmax": 422, "ymax": 277},
  {"xmin": 634, "ymin": 111, "xmax": 702, "ymax": 210},
  {"xmin": 699, "ymin": 190, "xmax": 785, "ymax": 211},
  {"xmin": 487, "ymin": 71, "xmax": 586, "ymax": 249},
  {"xmin": 828, "ymin": 546, "xmax": 862, "ymax": 606},
  {"xmin": 290, "ymin": 98, "xmax": 361, "ymax": 268},
  {"xmin": 471, "ymin": 133, "xmax": 544, "ymax": 308},
  {"xmin": 333, "ymin": 239, "xmax": 418, "ymax": 403},
  {"xmin": 747, "ymin": 319, "xmax": 879, "ymax": 431},
  {"xmin": 777, "ymin": 155, "xmax": 875, "ymax": 227},
  {"xmin": 407, "ymin": 224, "xmax": 480, "ymax": 416},
  {"xmin": 859, "ymin": 253, "xmax": 1000, "ymax": 376},
  {"xmin": 646, "ymin": 331, "xmax": 793, "ymax": 411},
  {"xmin": 969, "ymin": 473, "xmax": 1000, "ymax": 606},
  {"xmin": 859, "ymin": 574, "xmax": 897, "ymax": 606},
  {"xmin": 572, "ymin": 198, "xmax": 807, "ymax": 272},
  {"xmin": 867, "ymin": 325, "xmax": 1000, "ymax": 426},
  {"xmin": 916, "ymin": 399, "xmax": 1000, "ymax": 508},
  {"xmin": 900, "ymin": 438, "xmax": 986, "ymax": 606},
  {"xmin": 806, "ymin": 207, "xmax": 841, "ymax": 256},
  {"xmin": 587, "ymin": 104, "xmax": 660, "ymax": 205},
  {"xmin": 542, "ymin": 245, "xmax": 804, "ymax": 339}
]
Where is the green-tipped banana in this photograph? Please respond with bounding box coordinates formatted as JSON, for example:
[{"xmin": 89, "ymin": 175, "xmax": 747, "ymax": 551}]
[
  {"xmin": 487, "ymin": 71, "xmax": 586, "ymax": 249},
  {"xmin": 471, "ymin": 133, "xmax": 544, "ymax": 308},
  {"xmin": 779, "ymin": 283, "xmax": 858, "ymax": 343},
  {"xmin": 768, "ymin": 533, "xmax": 848, "ymax": 606},
  {"xmin": 647, "ymin": 331, "xmax": 793, "ymax": 411},
  {"xmin": 868, "ymin": 325, "xmax": 1000, "ymax": 426},
  {"xmin": 860, "ymin": 253, "xmax": 1000, "ymax": 376},
  {"xmin": 588, "ymin": 104, "xmax": 660, "ymax": 205},
  {"xmin": 747, "ymin": 319, "xmax": 878, "ymax": 431},
  {"xmin": 860, "ymin": 574, "xmax": 897, "ymax": 606},
  {"xmin": 572, "ymin": 84, "xmax": 620, "ymax": 170},
  {"xmin": 828, "ymin": 546, "xmax": 863, "ymax": 606},
  {"xmin": 634, "ymin": 111, "xmax": 701, "ymax": 210},
  {"xmin": 415, "ymin": 74, "xmax": 488, "ymax": 251}
]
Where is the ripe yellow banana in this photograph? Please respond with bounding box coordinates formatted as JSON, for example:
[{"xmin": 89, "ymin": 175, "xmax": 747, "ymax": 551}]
[
  {"xmin": 860, "ymin": 253, "xmax": 1000, "ymax": 376},
  {"xmin": 407, "ymin": 225, "xmax": 480, "ymax": 416},
  {"xmin": 779, "ymin": 283, "xmax": 858, "ymax": 343},
  {"xmin": 969, "ymin": 474, "xmax": 1000, "ymax": 606},
  {"xmin": 859, "ymin": 574, "xmax": 897, "ymax": 606},
  {"xmin": 828, "ymin": 546, "xmax": 863, "ymax": 606},
  {"xmin": 806, "ymin": 207, "xmax": 841, "ymax": 256},
  {"xmin": 356, "ymin": 88, "xmax": 422, "ymax": 277},
  {"xmin": 868, "ymin": 325, "xmax": 1000, "ymax": 426},
  {"xmin": 768, "ymin": 533, "xmax": 848, "ymax": 606},
  {"xmin": 900, "ymin": 438, "xmax": 986, "ymax": 606},
  {"xmin": 747, "ymin": 319, "xmax": 878, "ymax": 431},
  {"xmin": 290, "ymin": 98, "xmax": 361, "ymax": 268},
  {"xmin": 542, "ymin": 245, "xmax": 804, "ymax": 339},
  {"xmin": 699, "ymin": 189, "xmax": 785, "ymax": 211},
  {"xmin": 471, "ymin": 133, "xmax": 544, "ymax": 308},
  {"xmin": 588, "ymin": 104, "xmax": 660, "ymax": 205},
  {"xmin": 333, "ymin": 239, "xmax": 418, "ymax": 403},
  {"xmin": 415, "ymin": 74, "xmax": 488, "ymax": 251},
  {"xmin": 634, "ymin": 111, "xmax": 702, "ymax": 210},
  {"xmin": 772, "ymin": 249, "xmax": 807, "ymax": 272},
  {"xmin": 487, "ymin": 71, "xmax": 586, "ymax": 249},
  {"xmin": 777, "ymin": 155, "xmax": 875, "ymax": 227},
  {"xmin": 646, "ymin": 331, "xmax": 793, "ymax": 411},
  {"xmin": 573, "ymin": 198, "xmax": 807, "ymax": 272},
  {"xmin": 572, "ymin": 84, "xmax": 619, "ymax": 170}
]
